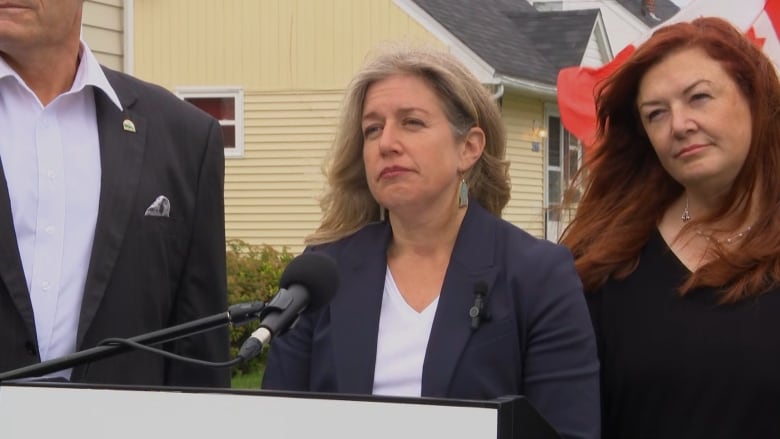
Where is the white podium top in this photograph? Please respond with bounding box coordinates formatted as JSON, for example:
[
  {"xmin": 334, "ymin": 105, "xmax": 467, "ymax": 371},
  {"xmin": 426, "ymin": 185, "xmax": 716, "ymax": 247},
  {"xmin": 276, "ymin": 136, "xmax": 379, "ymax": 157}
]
[{"xmin": 0, "ymin": 384, "xmax": 502, "ymax": 439}]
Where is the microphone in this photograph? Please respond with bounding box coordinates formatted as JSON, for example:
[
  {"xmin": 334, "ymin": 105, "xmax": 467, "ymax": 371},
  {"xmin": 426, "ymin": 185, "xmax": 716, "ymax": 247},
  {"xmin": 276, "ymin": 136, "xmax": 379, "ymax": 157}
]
[
  {"xmin": 469, "ymin": 281, "xmax": 491, "ymax": 330},
  {"xmin": 0, "ymin": 300, "xmax": 268, "ymax": 381},
  {"xmin": 237, "ymin": 251, "xmax": 339, "ymax": 361},
  {"xmin": 227, "ymin": 301, "xmax": 268, "ymax": 326}
]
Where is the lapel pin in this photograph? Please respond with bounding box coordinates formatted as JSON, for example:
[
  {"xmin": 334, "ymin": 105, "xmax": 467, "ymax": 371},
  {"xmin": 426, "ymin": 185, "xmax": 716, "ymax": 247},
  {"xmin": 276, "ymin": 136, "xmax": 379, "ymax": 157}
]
[{"xmin": 122, "ymin": 119, "xmax": 136, "ymax": 133}]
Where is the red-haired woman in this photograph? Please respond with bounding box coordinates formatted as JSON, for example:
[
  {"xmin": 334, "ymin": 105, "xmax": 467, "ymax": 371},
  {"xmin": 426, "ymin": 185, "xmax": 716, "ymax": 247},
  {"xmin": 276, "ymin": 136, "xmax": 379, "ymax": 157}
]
[{"xmin": 561, "ymin": 17, "xmax": 780, "ymax": 438}]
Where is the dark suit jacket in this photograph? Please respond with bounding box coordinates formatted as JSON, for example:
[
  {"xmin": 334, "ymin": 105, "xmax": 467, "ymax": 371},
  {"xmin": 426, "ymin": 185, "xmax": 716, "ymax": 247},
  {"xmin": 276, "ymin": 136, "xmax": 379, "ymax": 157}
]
[
  {"xmin": 0, "ymin": 68, "xmax": 230, "ymax": 387},
  {"xmin": 263, "ymin": 200, "xmax": 600, "ymax": 439}
]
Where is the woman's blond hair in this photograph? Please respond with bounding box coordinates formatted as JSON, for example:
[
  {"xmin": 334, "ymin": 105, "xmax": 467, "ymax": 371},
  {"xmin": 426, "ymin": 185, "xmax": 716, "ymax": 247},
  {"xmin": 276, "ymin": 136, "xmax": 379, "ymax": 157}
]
[{"xmin": 306, "ymin": 45, "xmax": 510, "ymax": 245}]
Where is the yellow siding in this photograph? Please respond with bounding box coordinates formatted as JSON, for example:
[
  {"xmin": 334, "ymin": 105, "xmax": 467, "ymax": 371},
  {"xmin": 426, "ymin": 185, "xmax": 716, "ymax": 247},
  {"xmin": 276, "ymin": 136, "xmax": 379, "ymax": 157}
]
[
  {"xmin": 226, "ymin": 91, "xmax": 550, "ymax": 253},
  {"xmin": 133, "ymin": 0, "xmax": 448, "ymax": 252},
  {"xmin": 501, "ymin": 94, "xmax": 546, "ymax": 237},
  {"xmin": 224, "ymin": 90, "xmax": 342, "ymax": 253},
  {"xmin": 132, "ymin": 0, "xmax": 549, "ymax": 251},
  {"xmin": 133, "ymin": 0, "xmax": 442, "ymax": 90},
  {"xmin": 82, "ymin": 0, "xmax": 124, "ymax": 71}
]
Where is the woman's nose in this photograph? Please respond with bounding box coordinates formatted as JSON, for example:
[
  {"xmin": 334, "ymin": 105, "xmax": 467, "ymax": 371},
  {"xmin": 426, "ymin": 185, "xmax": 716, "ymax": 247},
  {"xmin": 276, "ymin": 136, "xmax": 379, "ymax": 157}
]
[
  {"xmin": 670, "ymin": 107, "xmax": 696, "ymax": 138},
  {"xmin": 378, "ymin": 122, "xmax": 401, "ymax": 154}
]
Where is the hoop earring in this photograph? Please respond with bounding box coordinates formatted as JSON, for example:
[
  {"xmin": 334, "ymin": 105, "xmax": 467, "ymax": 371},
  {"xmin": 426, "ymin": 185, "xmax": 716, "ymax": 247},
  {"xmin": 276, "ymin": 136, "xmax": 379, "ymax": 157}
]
[{"xmin": 458, "ymin": 179, "xmax": 469, "ymax": 208}]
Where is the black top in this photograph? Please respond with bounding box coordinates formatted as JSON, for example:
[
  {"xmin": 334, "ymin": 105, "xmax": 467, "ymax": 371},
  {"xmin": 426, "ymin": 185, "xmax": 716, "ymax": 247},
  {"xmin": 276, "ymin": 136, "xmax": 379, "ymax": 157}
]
[{"xmin": 589, "ymin": 229, "xmax": 780, "ymax": 438}]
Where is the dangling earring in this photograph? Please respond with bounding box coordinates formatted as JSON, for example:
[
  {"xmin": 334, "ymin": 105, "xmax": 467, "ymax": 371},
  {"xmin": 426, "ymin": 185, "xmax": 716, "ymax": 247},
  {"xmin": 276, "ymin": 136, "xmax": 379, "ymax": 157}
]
[
  {"xmin": 681, "ymin": 197, "xmax": 691, "ymax": 223},
  {"xmin": 458, "ymin": 178, "xmax": 469, "ymax": 208},
  {"xmin": 379, "ymin": 204, "xmax": 386, "ymax": 221}
]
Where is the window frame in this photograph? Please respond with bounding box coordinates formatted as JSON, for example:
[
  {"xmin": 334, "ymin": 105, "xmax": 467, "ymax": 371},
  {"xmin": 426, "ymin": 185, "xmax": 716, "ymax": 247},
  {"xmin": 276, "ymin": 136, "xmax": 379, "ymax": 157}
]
[
  {"xmin": 543, "ymin": 104, "xmax": 583, "ymax": 240},
  {"xmin": 176, "ymin": 86, "xmax": 245, "ymax": 158}
]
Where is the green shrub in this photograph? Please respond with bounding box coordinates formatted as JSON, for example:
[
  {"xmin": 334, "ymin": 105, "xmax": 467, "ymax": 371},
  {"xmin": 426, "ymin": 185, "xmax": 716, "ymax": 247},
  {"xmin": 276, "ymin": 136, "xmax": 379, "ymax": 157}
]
[{"xmin": 226, "ymin": 239, "xmax": 295, "ymax": 377}]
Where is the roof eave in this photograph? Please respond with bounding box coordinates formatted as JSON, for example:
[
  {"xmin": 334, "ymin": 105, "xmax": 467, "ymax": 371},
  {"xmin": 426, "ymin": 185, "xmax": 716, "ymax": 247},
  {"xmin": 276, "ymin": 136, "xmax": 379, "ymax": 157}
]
[
  {"xmin": 395, "ymin": 0, "xmax": 498, "ymax": 84},
  {"xmin": 497, "ymin": 75, "xmax": 557, "ymax": 99}
]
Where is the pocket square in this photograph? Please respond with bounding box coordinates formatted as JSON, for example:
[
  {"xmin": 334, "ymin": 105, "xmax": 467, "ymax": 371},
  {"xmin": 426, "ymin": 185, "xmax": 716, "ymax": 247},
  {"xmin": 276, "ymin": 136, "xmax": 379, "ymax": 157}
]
[{"xmin": 145, "ymin": 195, "xmax": 171, "ymax": 218}]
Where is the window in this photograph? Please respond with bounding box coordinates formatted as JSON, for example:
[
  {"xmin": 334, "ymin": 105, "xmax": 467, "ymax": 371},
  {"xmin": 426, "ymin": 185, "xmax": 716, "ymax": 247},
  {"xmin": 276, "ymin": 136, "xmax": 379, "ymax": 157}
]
[
  {"xmin": 176, "ymin": 87, "xmax": 244, "ymax": 158},
  {"xmin": 545, "ymin": 114, "xmax": 582, "ymax": 240}
]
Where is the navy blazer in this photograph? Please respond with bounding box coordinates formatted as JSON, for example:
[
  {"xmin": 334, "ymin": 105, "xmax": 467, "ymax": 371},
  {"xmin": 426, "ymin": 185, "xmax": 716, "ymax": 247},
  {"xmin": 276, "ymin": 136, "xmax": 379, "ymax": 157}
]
[
  {"xmin": 0, "ymin": 68, "xmax": 230, "ymax": 387},
  {"xmin": 263, "ymin": 201, "xmax": 600, "ymax": 439}
]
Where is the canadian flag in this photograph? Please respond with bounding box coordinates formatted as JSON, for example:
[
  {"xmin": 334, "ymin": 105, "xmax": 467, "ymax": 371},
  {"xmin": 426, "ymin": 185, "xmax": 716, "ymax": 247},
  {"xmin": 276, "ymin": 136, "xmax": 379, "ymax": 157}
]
[{"xmin": 556, "ymin": 0, "xmax": 780, "ymax": 151}]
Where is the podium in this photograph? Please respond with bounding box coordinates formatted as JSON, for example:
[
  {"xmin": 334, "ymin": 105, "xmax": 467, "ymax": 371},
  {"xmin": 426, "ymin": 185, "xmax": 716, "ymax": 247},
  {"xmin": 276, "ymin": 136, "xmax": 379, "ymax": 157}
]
[{"xmin": 0, "ymin": 382, "xmax": 560, "ymax": 438}]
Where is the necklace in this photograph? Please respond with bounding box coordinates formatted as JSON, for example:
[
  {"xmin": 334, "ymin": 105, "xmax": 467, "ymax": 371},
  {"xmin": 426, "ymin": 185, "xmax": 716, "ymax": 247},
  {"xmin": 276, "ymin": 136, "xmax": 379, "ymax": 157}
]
[
  {"xmin": 681, "ymin": 197, "xmax": 753, "ymax": 243},
  {"xmin": 694, "ymin": 226, "xmax": 752, "ymax": 244}
]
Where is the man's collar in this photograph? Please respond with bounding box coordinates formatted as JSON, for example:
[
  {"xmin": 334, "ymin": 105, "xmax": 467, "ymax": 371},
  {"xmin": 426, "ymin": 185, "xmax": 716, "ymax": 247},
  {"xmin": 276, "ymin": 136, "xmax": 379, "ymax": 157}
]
[
  {"xmin": 72, "ymin": 41, "xmax": 123, "ymax": 111},
  {"xmin": 0, "ymin": 41, "xmax": 123, "ymax": 111}
]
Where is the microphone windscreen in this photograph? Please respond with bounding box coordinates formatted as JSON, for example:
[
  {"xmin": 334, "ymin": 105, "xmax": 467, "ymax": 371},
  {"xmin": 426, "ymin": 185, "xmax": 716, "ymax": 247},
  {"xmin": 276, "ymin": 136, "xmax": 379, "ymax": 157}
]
[{"xmin": 279, "ymin": 251, "xmax": 339, "ymax": 309}]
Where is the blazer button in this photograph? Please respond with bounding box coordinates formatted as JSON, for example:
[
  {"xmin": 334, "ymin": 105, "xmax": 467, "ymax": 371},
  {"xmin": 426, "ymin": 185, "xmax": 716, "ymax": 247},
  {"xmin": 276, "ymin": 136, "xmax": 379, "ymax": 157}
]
[{"xmin": 25, "ymin": 341, "xmax": 37, "ymax": 356}]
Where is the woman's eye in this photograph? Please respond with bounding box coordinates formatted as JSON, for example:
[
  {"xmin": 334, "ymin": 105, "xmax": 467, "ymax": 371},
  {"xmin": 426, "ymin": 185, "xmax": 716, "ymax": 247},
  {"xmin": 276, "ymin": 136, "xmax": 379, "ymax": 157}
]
[
  {"xmin": 363, "ymin": 125, "xmax": 381, "ymax": 138},
  {"xmin": 645, "ymin": 109, "xmax": 663, "ymax": 122}
]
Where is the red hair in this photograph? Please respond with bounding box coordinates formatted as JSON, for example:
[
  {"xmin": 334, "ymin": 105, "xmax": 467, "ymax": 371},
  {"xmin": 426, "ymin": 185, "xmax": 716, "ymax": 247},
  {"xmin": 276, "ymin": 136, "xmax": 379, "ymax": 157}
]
[{"xmin": 560, "ymin": 17, "xmax": 780, "ymax": 303}]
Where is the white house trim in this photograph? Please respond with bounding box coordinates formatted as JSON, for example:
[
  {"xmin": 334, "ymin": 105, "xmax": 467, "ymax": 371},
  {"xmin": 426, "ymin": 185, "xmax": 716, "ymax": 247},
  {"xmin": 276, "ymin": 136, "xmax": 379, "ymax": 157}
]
[
  {"xmin": 175, "ymin": 86, "xmax": 246, "ymax": 159},
  {"xmin": 498, "ymin": 75, "xmax": 557, "ymax": 99},
  {"xmin": 392, "ymin": 0, "xmax": 498, "ymax": 84},
  {"xmin": 124, "ymin": 0, "xmax": 134, "ymax": 74}
]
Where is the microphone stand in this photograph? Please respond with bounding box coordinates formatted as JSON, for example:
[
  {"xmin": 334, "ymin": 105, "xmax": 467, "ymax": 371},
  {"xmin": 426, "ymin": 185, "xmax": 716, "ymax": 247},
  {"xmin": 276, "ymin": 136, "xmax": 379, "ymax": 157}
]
[{"xmin": 0, "ymin": 301, "xmax": 265, "ymax": 382}]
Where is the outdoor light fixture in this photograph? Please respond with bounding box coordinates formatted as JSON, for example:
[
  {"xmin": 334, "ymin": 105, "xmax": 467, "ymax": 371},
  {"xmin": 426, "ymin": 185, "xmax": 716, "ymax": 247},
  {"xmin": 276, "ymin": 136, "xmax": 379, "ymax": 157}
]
[{"xmin": 532, "ymin": 120, "xmax": 547, "ymax": 139}]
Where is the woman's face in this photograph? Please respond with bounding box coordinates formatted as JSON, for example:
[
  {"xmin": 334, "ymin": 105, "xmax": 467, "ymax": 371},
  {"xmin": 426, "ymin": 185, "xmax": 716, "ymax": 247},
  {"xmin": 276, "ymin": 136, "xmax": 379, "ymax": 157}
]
[
  {"xmin": 636, "ymin": 46, "xmax": 752, "ymax": 194},
  {"xmin": 361, "ymin": 73, "xmax": 483, "ymax": 216}
]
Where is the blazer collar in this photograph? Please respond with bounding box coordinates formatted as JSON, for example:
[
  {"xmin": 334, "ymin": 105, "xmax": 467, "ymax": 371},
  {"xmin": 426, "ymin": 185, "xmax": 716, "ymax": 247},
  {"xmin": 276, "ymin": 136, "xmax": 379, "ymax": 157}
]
[
  {"xmin": 422, "ymin": 201, "xmax": 500, "ymax": 397},
  {"xmin": 0, "ymin": 161, "xmax": 37, "ymax": 340},
  {"xmin": 329, "ymin": 222, "xmax": 392, "ymax": 394},
  {"xmin": 329, "ymin": 201, "xmax": 500, "ymax": 396},
  {"xmin": 77, "ymin": 71, "xmax": 147, "ymax": 348}
]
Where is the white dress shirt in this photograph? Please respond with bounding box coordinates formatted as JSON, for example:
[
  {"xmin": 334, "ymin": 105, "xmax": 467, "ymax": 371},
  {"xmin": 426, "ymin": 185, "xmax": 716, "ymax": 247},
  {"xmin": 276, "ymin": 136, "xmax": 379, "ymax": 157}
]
[{"xmin": 0, "ymin": 42, "xmax": 122, "ymax": 380}]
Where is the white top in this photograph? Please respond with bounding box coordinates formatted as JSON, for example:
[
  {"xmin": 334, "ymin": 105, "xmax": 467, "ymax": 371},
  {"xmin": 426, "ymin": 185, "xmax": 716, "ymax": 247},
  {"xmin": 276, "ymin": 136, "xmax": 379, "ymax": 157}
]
[
  {"xmin": 0, "ymin": 41, "xmax": 122, "ymax": 380},
  {"xmin": 372, "ymin": 267, "xmax": 439, "ymax": 397}
]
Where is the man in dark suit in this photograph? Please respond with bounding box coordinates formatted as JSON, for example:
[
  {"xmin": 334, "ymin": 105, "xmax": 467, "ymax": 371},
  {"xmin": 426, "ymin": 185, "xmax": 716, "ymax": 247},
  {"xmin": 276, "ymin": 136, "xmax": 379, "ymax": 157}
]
[{"xmin": 0, "ymin": 0, "xmax": 230, "ymax": 387}]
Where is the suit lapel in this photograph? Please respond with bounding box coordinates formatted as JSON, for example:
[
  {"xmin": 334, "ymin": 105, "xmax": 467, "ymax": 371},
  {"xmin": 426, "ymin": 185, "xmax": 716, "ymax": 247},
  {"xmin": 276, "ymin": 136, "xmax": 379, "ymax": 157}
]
[
  {"xmin": 329, "ymin": 206, "xmax": 501, "ymax": 396},
  {"xmin": 421, "ymin": 202, "xmax": 500, "ymax": 397},
  {"xmin": 0, "ymin": 159, "xmax": 37, "ymax": 340},
  {"xmin": 77, "ymin": 73, "xmax": 147, "ymax": 348},
  {"xmin": 330, "ymin": 223, "xmax": 391, "ymax": 394}
]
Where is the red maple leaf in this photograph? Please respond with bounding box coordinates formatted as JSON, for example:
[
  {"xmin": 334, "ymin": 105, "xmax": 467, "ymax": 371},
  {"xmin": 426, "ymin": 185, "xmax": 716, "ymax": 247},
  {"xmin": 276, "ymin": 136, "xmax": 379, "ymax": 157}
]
[{"xmin": 746, "ymin": 27, "xmax": 767, "ymax": 49}]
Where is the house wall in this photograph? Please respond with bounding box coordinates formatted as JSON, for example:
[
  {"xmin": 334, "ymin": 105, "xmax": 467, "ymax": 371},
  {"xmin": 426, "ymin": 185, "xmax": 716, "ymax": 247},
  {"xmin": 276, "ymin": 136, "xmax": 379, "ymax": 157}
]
[
  {"xmin": 502, "ymin": 94, "xmax": 546, "ymax": 237},
  {"xmin": 82, "ymin": 0, "xmax": 125, "ymax": 71},
  {"xmin": 225, "ymin": 90, "xmax": 342, "ymax": 251},
  {"xmin": 133, "ymin": 0, "xmax": 450, "ymax": 253},
  {"xmin": 581, "ymin": 24, "xmax": 611, "ymax": 67},
  {"xmin": 133, "ymin": 0, "xmax": 442, "ymax": 90},
  {"xmin": 132, "ymin": 0, "xmax": 551, "ymax": 252}
]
